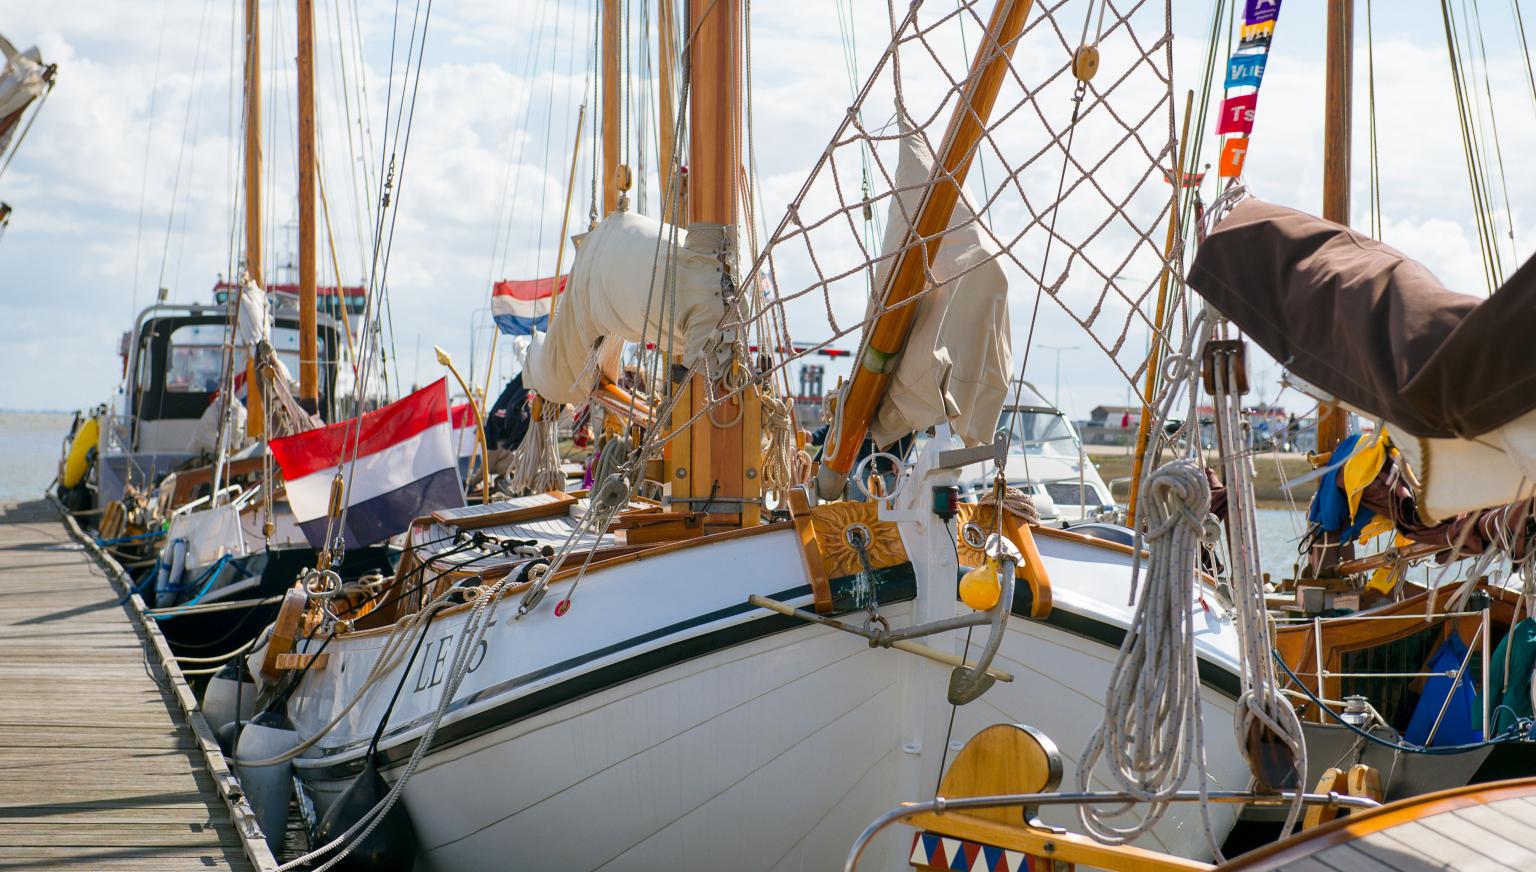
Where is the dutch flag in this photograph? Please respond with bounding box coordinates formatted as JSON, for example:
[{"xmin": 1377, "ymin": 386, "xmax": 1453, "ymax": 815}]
[
  {"xmin": 269, "ymin": 379, "xmax": 465, "ymax": 549},
  {"xmin": 491, "ymin": 275, "xmax": 565, "ymax": 335}
]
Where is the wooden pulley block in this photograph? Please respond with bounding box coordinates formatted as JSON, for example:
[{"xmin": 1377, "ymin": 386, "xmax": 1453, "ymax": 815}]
[
  {"xmin": 1201, "ymin": 338, "xmax": 1250, "ymax": 394},
  {"xmin": 1072, "ymin": 44, "xmax": 1100, "ymax": 82},
  {"xmin": 613, "ymin": 162, "xmax": 633, "ymax": 193},
  {"xmin": 1244, "ymin": 717, "xmax": 1300, "ymax": 791}
]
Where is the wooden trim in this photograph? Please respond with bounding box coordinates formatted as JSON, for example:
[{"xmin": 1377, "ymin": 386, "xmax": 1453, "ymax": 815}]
[
  {"xmin": 1218, "ymin": 777, "xmax": 1536, "ymax": 870},
  {"xmin": 788, "ymin": 489, "xmax": 833, "ymax": 613},
  {"xmin": 907, "ymin": 811, "xmax": 1213, "ymax": 872},
  {"xmin": 430, "ymin": 492, "xmax": 577, "ymax": 529}
]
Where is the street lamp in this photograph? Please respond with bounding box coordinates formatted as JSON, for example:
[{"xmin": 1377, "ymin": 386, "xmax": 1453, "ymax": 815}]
[{"xmin": 1038, "ymin": 344, "xmax": 1080, "ymax": 410}]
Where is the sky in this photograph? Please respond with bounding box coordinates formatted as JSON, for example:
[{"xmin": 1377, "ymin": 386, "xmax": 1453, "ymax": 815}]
[{"xmin": 1, "ymin": 0, "xmax": 1533, "ymax": 422}]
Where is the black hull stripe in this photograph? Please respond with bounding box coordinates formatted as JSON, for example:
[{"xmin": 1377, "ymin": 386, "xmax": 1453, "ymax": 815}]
[{"xmin": 298, "ymin": 564, "xmax": 1240, "ymax": 783}]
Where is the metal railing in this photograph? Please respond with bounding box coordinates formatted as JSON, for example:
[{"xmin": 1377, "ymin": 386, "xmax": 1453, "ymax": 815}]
[{"xmin": 1277, "ymin": 608, "xmax": 1492, "ymax": 741}]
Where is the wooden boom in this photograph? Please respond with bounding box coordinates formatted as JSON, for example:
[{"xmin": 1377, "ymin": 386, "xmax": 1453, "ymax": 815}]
[{"xmin": 821, "ymin": 0, "xmax": 1035, "ymax": 484}]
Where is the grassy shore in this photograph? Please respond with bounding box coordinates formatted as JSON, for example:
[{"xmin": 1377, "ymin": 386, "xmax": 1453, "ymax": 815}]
[{"xmin": 1086, "ymin": 444, "xmax": 1313, "ymax": 508}]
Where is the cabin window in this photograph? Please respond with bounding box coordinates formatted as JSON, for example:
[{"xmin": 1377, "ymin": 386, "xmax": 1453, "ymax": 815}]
[
  {"xmin": 996, "ymin": 410, "xmax": 1077, "ymax": 457},
  {"xmin": 163, "ymin": 323, "xmax": 328, "ymax": 395}
]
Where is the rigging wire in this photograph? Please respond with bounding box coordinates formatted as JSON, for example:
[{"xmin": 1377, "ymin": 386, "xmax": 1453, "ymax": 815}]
[
  {"xmin": 1365, "ymin": 0, "xmax": 1382, "ymax": 240},
  {"xmin": 157, "ymin": 0, "xmax": 217, "ymax": 301},
  {"xmin": 129, "ymin": 0, "xmax": 172, "ymax": 320}
]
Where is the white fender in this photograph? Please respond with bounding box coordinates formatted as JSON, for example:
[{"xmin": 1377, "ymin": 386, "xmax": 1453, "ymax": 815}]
[
  {"xmin": 235, "ymin": 710, "xmax": 299, "ymax": 849},
  {"xmin": 201, "ymin": 661, "xmax": 258, "ymax": 731},
  {"xmin": 155, "ymin": 537, "xmax": 187, "ymax": 608}
]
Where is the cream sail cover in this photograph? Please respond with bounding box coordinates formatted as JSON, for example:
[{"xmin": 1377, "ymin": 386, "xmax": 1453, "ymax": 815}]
[
  {"xmin": 525, "ymin": 211, "xmax": 725, "ymax": 404},
  {"xmin": 868, "ymin": 120, "xmax": 1012, "ymax": 449}
]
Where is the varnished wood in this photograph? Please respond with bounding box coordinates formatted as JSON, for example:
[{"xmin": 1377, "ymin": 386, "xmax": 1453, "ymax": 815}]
[
  {"xmin": 272, "ymin": 651, "xmax": 328, "ymax": 671},
  {"xmin": 296, "ymin": 0, "xmax": 318, "ymax": 409},
  {"xmin": 787, "ymin": 488, "xmax": 833, "ymax": 613},
  {"xmin": 1303, "ymin": 767, "xmax": 1346, "ymax": 830},
  {"xmin": 1315, "ymin": 0, "xmax": 1353, "ymax": 453},
  {"xmin": 824, "ymin": 0, "xmax": 1036, "ymax": 477},
  {"xmin": 0, "ymin": 501, "xmax": 261, "ymax": 870},
  {"xmin": 1217, "ymin": 777, "xmax": 1536, "ymax": 871},
  {"xmin": 656, "ymin": 0, "xmax": 677, "ymax": 201},
  {"xmin": 430, "ymin": 492, "xmax": 577, "ymax": 529},
  {"xmin": 686, "ymin": 0, "xmax": 739, "ymax": 226},
  {"xmin": 936, "ymin": 724, "xmax": 1060, "ymax": 827},
  {"xmin": 243, "ymin": 0, "xmax": 264, "ymax": 438},
  {"xmin": 1273, "ymin": 580, "xmax": 1515, "ymax": 718},
  {"xmin": 602, "ymin": 0, "xmax": 621, "ymax": 215}
]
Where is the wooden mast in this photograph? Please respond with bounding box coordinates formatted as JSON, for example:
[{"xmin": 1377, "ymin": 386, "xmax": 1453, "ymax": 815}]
[
  {"xmin": 243, "ymin": 0, "xmax": 264, "ymax": 438},
  {"xmin": 297, "ymin": 0, "xmax": 320, "ymax": 415},
  {"xmin": 601, "ymin": 0, "xmax": 627, "ymax": 214},
  {"xmin": 666, "ymin": 0, "xmax": 759, "ymax": 527},
  {"xmin": 1316, "ymin": 0, "xmax": 1353, "ymax": 452},
  {"xmin": 656, "ymin": 0, "xmax": 677, "ymax": 198},
  {"xmin": 817, "ymin": 0, "xmax": 1035, "ymax": 494}
]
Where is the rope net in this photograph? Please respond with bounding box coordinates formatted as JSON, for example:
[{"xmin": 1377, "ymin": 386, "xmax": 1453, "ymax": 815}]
[{"xmin": 715, "ymin": 0, "xmax": 1184, "ymax": 415}]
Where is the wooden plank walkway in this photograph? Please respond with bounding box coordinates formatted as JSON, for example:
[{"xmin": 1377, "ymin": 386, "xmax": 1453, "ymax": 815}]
[{"xmin": 0, "ymin": 499, "xmax": 262, "ymax": 871}]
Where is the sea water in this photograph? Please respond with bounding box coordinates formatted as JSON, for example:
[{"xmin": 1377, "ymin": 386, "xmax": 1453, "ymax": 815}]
[{"xmin": 0, "ymin": 411, "xmax": 73, "ymax": 502}]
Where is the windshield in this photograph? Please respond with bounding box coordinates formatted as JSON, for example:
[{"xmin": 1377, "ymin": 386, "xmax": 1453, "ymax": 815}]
[
  {"xmin": 996, "ymin": 409, "xmax": 1077, "ymax": 457},
  {"xmin": 164, "ymin": 323, "xmax": 322, "ymax": 395}
]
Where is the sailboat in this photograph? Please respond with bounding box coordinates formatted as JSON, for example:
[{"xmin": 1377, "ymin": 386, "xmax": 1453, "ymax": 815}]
[
  {"xmin": 62, "ymin": 0, "xmax": 399, "ymax": 658},
  {"xmin": 232, "ymin": 1, "xmax": 1263, "ymax": 869}
]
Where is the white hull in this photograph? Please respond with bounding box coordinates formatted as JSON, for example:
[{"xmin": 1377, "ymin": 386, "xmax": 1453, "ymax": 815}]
[{"xmin": 286, "ymin": 511, "xmax": 1250, "ymax": 870}]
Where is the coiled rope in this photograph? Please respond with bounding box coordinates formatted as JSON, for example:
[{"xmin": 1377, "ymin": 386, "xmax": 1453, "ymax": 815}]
[{"xmin": 1076, "ymin": 459, "xmax": 1217, "ymax": 848}]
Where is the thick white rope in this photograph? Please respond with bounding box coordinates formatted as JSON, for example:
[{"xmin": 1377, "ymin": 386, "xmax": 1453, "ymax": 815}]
[
  {"xmin": 1076, "ymin": 458, "xmax": 1215, "ymax": 846},
  {"xmin": 1212, "ymin": 342, "xmax": 1307, "ymax": 836}
]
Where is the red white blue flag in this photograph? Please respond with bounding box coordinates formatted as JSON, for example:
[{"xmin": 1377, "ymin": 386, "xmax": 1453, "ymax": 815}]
[
  {"xmin": 270, "ymin": 379, "xmax": 464, "ymax": 549},
  {"xmin": 492, "ymin": 276, "xmax": 566, "ymax": 335},
  {"xmin": 451, "ymin": 402, "xmax": 478, "ymax": 460}
]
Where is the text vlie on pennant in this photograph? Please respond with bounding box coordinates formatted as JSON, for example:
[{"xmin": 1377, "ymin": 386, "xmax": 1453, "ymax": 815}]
[
  {"xmin": 1245, "ymin": 0, "xmax": 1282, "ymax": 25},
  {"xmin": 1219, "ymin": 137, "xmax": 1250, "ymax": 178},
  {"xmin": 1216, "ymin": 94, "xmax": 1258, "ymax": 135},
  {"xmin": 1239, "ymin": 20, "xmax": 1275, "ymax": 52},
  {"xmin": 1225, "ymin": 52, "xmax": 1267, "ymax": 90}
]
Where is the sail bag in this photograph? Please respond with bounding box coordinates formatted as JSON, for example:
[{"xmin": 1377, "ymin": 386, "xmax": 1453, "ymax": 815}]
[
  {"xmin": 524, "ymin": 211, "xmax": 725, "ymax": 404},
  {"xmin": 867, "ymin": 119, "xmax": 1012, "ymax": 449}
]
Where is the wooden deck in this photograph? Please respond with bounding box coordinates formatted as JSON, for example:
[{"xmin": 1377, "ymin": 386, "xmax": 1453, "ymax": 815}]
[{"xmin": 0, "ymin": 499, "xmax": 268, "ymax": 871}]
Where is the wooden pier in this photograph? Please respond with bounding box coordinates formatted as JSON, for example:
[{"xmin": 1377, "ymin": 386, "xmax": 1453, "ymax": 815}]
[{"xmin": 0, "ymin": 499, "xmax": 274, "ymax": 871}]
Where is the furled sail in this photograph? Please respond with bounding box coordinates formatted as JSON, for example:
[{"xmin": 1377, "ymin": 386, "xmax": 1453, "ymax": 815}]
[
  {"xmin": 0, "ymin": 35, "xmax": 47, "ymax": 161},
  {"xmin": 1188, "ymin": 196, "xmax": 1536, "ymax": 519},
  {"xmin": 524, "ymin": 210, "xmax": 725, "ymax": 405},
  {"xmin": 866, "ymin": 119, "xmax": 1012, "ymax": 449}
]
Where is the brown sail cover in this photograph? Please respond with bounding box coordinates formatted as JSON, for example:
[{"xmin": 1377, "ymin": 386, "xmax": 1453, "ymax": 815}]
[{"xmin": 1186, "ymin": 198, "xmax": 1536, "ymax": 439}]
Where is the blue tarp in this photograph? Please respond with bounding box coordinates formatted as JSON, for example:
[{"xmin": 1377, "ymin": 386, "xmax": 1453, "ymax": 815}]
[{"xmin": 1405, "ymin": 632, "xmax": 1483, "ymax": 746}]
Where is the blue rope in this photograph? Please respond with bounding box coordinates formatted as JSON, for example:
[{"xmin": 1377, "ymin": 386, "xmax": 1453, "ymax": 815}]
[
  {"xmin": 1271, "ymin": 649, "xmax": 1530, "ymax": 754},
  {"xmin": 151, "ymin": 554, "xmax": 232, "ymax": 617},
  {"xmin": 96, "ymin": 529, "xmax": 166, "ymax": 547}
]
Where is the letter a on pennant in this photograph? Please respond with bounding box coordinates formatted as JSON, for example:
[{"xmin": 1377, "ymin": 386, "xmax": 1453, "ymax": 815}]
[
  {"xmin": 1216, "ymin": 94, "xmax": 1258, "ymax": 135},
  {"xmin": 1245, "ymin": 0, "xmax": 1282, "ymax": 25},
  {"xmin": 1219, "ymin": 137, "xmax": 1250, "ymax": 178}
]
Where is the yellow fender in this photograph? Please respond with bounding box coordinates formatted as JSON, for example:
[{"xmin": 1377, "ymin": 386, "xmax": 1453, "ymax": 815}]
[{"xmin": 61, "ymin": 416, "xmax": 99, "ymax": 489}]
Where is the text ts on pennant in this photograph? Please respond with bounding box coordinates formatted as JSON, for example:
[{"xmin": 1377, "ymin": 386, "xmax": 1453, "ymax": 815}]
[{"xmin": 1216, "ymin": 94, "xmax": 1258, "ymax": 135}]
